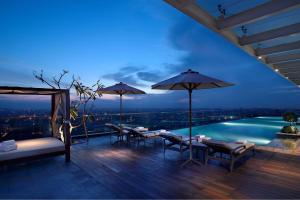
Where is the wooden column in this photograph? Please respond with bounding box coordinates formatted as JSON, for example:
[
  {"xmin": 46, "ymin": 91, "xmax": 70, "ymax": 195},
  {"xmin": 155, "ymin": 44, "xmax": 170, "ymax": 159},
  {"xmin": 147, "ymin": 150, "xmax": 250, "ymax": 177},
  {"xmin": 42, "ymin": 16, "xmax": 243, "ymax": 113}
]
[
  {"xmin": 50, "ymin": 94, "xmax": 55, "ymax": 137},
  {"xmin": 64, "ymin": 90, "xmax": 71, "ymax": 162}
]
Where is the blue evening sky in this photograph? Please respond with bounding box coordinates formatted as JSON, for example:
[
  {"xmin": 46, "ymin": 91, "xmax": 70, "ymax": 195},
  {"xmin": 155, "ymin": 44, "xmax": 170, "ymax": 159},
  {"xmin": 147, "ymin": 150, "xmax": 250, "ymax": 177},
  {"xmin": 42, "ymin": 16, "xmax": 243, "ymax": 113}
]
[{"xmin": 0, "ymin": 0, "xmax": 300, "ymax": 109}]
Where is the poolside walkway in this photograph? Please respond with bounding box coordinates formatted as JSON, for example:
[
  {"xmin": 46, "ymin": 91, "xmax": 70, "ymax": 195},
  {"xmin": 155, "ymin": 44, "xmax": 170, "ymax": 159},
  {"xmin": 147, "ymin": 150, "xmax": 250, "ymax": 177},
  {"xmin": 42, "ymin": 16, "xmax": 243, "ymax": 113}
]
[{"xmin": 1, "ymin": 136, "xmax": 300, "ymax": 199}]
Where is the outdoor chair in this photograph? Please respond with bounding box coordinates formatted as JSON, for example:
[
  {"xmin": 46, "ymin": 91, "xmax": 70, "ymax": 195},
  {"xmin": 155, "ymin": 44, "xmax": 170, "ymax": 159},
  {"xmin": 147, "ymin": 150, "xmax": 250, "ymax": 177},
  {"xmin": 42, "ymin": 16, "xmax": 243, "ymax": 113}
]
[
  {"xmin": 105, "ymin": 123, "xmax": 129, "ymax": 145},
  {"xmin": 124, "ymin": 127, "xmax": 161, "ymax": 147},
  {"xmin": 160, "ymin": 133, "xmax": 190, "ymax": 159},
  {"xmin": 202, "ymin": 139, "xmax": 255, "ymax": 172}
]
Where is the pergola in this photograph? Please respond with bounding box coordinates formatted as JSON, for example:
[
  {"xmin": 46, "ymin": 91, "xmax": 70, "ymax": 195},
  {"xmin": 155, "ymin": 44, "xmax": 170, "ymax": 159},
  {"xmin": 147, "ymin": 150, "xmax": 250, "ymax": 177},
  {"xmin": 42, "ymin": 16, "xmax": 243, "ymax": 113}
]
[
  {"xmin": 165, "ymin": 0, "xmax": 300, "ymax": 86},
  {"xmin": 0, "ymin": 86, "xmax": 71, "ymax": 161}
]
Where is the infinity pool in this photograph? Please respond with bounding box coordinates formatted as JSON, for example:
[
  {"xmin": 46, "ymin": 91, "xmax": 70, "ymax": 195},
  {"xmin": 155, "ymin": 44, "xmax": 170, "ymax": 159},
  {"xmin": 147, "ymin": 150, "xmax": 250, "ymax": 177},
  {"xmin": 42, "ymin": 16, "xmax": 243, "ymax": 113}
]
[{"xmin": 173, "ymin": 116, "xmax": 289, "ymax": 145}]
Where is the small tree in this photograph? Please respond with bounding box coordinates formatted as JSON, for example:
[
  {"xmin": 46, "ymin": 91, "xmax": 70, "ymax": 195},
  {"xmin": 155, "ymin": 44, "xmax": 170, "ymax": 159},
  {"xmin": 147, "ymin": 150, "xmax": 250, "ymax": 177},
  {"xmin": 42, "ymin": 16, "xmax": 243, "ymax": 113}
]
[
  {"xmin": 283, "ymin": 112, "xmax": 298, "ymax": 126},
  {"xmin": 72, "ymin": 79, "xmax": 103, "ymax": 141},
  {"xmin": 34, "ymin": 70, "xmax": 103, "ymax": 142}
]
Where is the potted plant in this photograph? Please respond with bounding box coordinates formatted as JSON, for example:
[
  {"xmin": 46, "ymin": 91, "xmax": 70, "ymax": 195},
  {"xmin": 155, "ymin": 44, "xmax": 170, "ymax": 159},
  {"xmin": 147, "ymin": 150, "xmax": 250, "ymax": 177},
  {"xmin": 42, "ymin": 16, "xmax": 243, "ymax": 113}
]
[{"xmin": 281, "ymin": 112, "xmax": 298, "ymax": 134}]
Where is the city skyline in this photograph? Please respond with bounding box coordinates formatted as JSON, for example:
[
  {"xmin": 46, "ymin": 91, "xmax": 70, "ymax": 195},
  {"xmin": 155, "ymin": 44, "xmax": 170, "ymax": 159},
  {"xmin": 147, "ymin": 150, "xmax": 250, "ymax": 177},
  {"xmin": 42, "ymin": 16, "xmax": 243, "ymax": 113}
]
[{"xmin": 1, "ymin": 0, "xmax": 300, "ymax": 109}]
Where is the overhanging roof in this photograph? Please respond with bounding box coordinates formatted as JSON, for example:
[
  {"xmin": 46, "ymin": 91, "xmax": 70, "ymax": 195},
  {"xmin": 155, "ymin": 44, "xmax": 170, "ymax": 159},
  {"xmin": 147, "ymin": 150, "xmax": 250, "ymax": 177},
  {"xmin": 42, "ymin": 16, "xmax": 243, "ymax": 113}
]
[
  {"xmin": 0, "ymin": 86, "xmax": 68, "ymax": 95},
  {"xmin": 164, "ymin": 0, "xmax": 300, "ymax": 86}
]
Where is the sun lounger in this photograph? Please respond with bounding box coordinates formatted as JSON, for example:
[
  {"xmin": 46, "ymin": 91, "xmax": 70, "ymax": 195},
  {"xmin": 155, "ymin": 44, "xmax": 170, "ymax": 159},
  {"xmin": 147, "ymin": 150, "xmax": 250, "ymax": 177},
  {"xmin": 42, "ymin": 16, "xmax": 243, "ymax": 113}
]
[
  {"xmin": 125, "ymin": 127, "xmax": 161, "ymax": 146},
  {"xmin": 159, "ymin": 133, "xmax": 191, "ymax": 159},
  {"xmin": 202, "ymin": 139, "xmax": 255, "ymax": 172},
  {"xmin": 105, "ymin": 123, "xmax": 129, "ymax": 144}
]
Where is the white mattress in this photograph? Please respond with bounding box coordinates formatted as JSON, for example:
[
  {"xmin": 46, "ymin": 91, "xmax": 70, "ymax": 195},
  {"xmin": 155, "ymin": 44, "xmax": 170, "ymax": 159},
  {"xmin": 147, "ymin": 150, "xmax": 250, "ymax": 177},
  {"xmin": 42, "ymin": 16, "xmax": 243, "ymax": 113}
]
[{"xmin": 0, "ymin": 137, "xmax": 65, "ymax": 161}]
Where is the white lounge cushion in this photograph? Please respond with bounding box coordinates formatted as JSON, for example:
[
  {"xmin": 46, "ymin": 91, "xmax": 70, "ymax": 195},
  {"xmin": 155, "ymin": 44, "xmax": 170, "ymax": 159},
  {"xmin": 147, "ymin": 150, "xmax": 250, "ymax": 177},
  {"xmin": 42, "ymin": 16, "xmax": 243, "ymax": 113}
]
[{"xmin": 0, "ymin": 137, "xmax": 65, "ymax": 162}]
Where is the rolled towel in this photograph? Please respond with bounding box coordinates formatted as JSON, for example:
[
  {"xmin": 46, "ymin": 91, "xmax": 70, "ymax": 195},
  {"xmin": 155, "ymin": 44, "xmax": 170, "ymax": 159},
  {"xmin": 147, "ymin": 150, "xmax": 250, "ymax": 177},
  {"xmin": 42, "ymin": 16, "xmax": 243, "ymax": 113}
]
[
  {"xmin": 2, "ymin": 140, "xmax": 16, "ymax": 146},
  {"xmin": 0, "ymin": 143, "xmax": 17, "ymax": 152},
  {"xmin": 202, "ymin": 137, "xmax": 211, "ymax": 141},
  {"xmin": 236, "ymin": 140, "xmax": 247, "ymax": 144}
]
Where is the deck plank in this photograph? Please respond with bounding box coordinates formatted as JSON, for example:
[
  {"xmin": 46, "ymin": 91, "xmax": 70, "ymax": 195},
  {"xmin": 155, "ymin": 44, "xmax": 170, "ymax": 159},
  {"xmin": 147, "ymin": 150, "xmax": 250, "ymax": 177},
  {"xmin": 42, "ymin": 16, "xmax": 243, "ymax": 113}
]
[{"xmin": 1, "ymin": 136, "xmax": 300, "ymax": 199}]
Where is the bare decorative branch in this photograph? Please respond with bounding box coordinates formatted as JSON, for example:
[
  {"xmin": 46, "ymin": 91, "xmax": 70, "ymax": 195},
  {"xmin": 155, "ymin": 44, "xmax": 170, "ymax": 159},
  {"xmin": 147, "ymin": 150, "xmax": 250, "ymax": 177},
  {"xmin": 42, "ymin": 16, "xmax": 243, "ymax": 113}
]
[{"xmin": 34, "ymin": 69, "xmax": 103, "ymax": 142}]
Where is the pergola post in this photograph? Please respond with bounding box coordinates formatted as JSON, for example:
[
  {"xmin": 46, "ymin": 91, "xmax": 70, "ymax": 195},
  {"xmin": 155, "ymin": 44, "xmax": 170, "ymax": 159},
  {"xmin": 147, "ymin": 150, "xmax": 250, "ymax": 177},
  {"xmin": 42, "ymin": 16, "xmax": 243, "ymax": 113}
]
[
  {"xmin": 63, "ymin": 90, "xmax": 71, "ymax": 162},
  {"xmin": 51, "ymin": 90, "xmax": 71, "ymax": 162},
  {"xmin": 51, "ymin": 94, "xmax": 56, "ymax": 137}
]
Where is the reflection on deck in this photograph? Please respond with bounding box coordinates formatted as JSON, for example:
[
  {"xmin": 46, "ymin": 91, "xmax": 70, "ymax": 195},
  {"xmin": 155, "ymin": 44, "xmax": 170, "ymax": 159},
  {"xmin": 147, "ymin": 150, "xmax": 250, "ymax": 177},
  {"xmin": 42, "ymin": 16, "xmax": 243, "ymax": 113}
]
[{"xmin": 1, "ymin": 136, "xmax": 300, "ymax": 199}]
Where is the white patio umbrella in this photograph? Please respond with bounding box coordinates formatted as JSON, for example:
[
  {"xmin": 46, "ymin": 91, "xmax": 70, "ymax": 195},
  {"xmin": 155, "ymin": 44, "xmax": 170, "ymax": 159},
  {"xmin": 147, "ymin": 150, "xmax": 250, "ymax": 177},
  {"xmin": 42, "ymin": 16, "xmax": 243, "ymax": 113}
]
[
  {"xmin": 97, "ymin": 82, "xmax": 146, "ymax": 128},
  {"xmin": 152, "ymin": 69, "xmax": 233, "ymax": 167}
]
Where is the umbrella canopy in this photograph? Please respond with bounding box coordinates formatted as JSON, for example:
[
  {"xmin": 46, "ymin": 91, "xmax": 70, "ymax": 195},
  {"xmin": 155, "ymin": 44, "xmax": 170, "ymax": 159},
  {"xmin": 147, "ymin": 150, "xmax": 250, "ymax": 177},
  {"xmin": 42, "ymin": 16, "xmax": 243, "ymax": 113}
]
[
  {"xmin": 98, "ymin": 82, "xmax": 146, "ymax": 95},
  {"xmin": 97, "ymin": 82, "xmax": 146, "ymax": 128},
  {"xmin": 151, "ymin": 69, "xmax": 233, "ymax": 167},
  {"xmin": 152, "ymin": 69, "xmax": 233, "ymax": 90}
]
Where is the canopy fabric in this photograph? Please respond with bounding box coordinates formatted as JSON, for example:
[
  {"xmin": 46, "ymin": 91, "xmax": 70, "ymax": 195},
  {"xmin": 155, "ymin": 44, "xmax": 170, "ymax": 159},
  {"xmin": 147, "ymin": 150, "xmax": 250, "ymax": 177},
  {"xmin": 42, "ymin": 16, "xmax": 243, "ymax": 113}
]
[
  {"xmin": 51, "ymin": 93, "xmax": 61, "ymax": 139},
  {"xmin": 51, "ymin": 92, "xmax": 68, "ymax": 142},
  {"xmin": 97, "ymin": 82, "xmax": 146, "ymax": 95},
  {"xmin": 152, "ymin": 69, "xmax": 233, "ymax": 90}
]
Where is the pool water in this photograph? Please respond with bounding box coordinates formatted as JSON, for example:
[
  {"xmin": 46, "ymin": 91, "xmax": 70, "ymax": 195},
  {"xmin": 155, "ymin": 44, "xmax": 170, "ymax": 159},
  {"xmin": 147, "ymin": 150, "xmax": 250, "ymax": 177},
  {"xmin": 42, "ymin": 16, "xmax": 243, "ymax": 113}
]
[{"xmin": 173, "ymin": 116, "xmax": 290, "ymax": 145}]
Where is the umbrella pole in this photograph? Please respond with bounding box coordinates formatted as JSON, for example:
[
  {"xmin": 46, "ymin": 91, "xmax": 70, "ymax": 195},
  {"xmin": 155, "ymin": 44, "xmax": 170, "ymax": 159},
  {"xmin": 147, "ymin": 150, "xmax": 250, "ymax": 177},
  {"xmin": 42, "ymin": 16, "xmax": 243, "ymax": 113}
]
[
  {"xmin": 181, "ymin": 89, "xmax": 202, "ymax": 168},
  {"xmin": 189, "ymin": 89, "xmax": 192, "ymax": 160},
  {"xmin": 120, "ymin": 94, "xmax": 123, "ymax": 135}
]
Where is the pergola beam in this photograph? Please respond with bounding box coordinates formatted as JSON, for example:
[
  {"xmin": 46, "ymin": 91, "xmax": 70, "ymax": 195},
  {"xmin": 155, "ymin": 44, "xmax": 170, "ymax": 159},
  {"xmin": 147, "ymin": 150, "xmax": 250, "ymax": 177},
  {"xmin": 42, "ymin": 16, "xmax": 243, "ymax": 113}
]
[
  {"xmin": 239, "ymin": 22, "xmax": 300, "ymax": 45},
  {"xmin": 164, "ymin": 0, "xmax": 298, "ymax": 86},
  {"xmin": 278, "ymin": 68, "xmax": 300, "ymax": 73},
  {"xmin": 273, "ymin": 60, "xmax": 300, "ymax": 68},
  {"xmin": 290, "ymin": 78, "xmax": 300, "ymax": 81},
  {"xmin": 279, "ymin": 71, "xmax": 300, "ymax": 76},
  {"xmin": 256, "ymin": 41, "xmax": 300, "ymax": 56},
  {"xmin": 164, "ymin": 0, "xmax": 255, "ymax": 55},
  {"xmin": 217, "ymin": 0, "xmax": 300, "ymax": 30},
  {"xmin": 266, "ymin": 52, "xmax": 300, "ymax": 64}
]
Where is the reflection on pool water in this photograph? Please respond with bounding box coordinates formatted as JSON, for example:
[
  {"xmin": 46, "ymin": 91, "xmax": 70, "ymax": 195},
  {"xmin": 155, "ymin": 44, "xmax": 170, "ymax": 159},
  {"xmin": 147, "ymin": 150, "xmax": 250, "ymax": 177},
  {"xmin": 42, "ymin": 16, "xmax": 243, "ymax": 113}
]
[{"xmin": 173, "ymin": 116, "xmax": 290, "ymax": 145}]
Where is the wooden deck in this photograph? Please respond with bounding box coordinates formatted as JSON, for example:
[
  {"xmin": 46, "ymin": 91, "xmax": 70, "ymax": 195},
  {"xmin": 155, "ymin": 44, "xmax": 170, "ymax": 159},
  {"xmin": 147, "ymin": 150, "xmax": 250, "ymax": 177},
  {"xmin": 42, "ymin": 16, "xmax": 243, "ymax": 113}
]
[{"xmin": 1, "ymin": 136, "xmax": 300, "ymax": 199}]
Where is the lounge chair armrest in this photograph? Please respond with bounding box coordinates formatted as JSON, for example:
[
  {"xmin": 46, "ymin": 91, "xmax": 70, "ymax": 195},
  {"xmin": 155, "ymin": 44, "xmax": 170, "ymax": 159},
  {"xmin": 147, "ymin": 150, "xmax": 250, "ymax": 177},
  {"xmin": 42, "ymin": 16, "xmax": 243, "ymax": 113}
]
[{"xmin": 230, "ymin": 145, "xmax": 246, "ymax": 154}]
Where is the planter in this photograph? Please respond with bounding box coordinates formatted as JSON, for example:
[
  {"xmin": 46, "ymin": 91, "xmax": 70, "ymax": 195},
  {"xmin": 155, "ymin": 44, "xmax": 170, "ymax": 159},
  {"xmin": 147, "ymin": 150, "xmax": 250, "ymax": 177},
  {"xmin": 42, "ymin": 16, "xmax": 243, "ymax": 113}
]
[{"xmin": 276, "ymin": 132, "xmax": 300, "ymax": 139}]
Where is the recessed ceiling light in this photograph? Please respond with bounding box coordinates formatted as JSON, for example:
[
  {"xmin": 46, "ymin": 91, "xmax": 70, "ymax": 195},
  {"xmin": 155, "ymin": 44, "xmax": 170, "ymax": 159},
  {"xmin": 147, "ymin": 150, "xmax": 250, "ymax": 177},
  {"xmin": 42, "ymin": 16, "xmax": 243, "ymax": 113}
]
[
  {"xmin": 258, "ymin": 56, "xmax": 262, "ymax": 59},
  {"xmin": 275, "ymin": 69, "xmax": 279, "ymax": 72}
]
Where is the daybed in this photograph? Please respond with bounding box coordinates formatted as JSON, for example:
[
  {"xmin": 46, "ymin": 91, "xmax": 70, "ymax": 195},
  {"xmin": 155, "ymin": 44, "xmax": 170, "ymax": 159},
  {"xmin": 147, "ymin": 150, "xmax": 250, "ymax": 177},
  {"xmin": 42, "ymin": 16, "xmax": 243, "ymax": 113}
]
[
  {"xmin": 0, "ymin": 86, "xmax": 71, "ymax": 164},
  {"xmin": 0, "ymin": 137, "xmax": 65, "ymax": 164}
]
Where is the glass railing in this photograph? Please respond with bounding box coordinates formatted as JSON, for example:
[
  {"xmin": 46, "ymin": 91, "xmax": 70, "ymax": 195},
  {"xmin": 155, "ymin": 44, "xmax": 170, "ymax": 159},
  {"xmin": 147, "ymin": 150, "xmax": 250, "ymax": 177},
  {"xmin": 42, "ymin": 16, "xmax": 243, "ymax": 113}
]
[
  {"xmin": 1, "ymin": 108, "xmax": 300, "ymax": 140},
  {"xmin": 0, "ymin": 113, "xmax": 52, "ymax": 141},
  {"xmin": 69, "ymin": 109, "xmax": 291, "ymax": 137}
]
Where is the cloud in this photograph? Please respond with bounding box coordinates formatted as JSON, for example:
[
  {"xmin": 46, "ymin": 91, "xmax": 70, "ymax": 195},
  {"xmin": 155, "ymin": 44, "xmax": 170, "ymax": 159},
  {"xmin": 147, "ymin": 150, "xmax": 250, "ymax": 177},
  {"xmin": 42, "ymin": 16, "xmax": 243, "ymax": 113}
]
[
  {"xmin": 136, "ymin": 71, "xmax": 165, "ymax": 82},
  {"xmin": 130, "ymin": 16, "xmax": 300, "ymax": 108},
  {"xmin": 98, "ymin": 16, "xmax": 300, "ymax": 108},
  {"xmin": 102, "ymin": 65, "xmax": 151, "ymax": 87},
  {"xmin": 120, "ymin": 66, "xmax": 144, "ymax": 73},
  {"xmin": 103, "ymin": 73, "xmax": 146, "ymax": 87}
]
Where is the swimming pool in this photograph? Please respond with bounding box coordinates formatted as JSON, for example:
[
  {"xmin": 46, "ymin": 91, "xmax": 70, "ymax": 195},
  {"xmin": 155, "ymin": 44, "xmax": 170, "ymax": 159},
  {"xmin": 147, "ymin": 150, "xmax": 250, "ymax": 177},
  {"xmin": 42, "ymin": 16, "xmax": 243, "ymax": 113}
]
[{"xmin": 173, "ymin": 116, "xmax": 290, "ymax": 145}]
